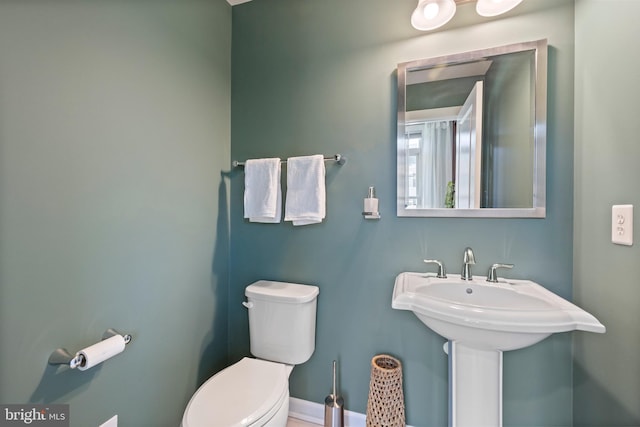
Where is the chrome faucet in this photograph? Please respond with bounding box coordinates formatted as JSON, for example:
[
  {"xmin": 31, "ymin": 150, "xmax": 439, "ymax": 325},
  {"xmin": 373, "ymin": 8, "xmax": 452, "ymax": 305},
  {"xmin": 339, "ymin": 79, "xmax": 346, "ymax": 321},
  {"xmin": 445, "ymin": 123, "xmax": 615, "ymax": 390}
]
[{"xmin": 461, "ymin": 247, "xmax": 476, "ymax": 280}]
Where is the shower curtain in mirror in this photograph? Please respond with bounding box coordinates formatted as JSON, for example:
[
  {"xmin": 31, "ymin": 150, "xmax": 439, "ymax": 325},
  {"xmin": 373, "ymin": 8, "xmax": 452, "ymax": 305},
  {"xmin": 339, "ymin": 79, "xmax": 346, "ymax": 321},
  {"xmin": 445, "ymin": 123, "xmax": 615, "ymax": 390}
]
[{"xmin": 420, "ymin": 121, "xmax": 453, "ymax": 208}]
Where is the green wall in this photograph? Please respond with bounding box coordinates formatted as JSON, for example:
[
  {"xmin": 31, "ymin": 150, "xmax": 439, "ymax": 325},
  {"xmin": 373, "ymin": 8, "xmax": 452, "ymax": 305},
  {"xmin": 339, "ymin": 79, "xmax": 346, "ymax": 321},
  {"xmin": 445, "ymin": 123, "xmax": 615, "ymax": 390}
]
[
  {"xmin": 574, "ymin": 0, "xmax": 640, "ymax": 425},
  {"xmin": 484, "ymin": 51, "xmax": 534, "ymax": 208},
  {"xmin": 3, "ymin": 1, "xmax": 634, "ymax": 426},
  {"xmin": 230, "ymin": 0, "xmax": 576, "ymax": 425},
  {"xmin": 406, "ymin": 77, "xmax": 480, "ymax": 111},
  {"xmin": 0, "ymin": 1, "xmax": 231, "ymax": 426}
]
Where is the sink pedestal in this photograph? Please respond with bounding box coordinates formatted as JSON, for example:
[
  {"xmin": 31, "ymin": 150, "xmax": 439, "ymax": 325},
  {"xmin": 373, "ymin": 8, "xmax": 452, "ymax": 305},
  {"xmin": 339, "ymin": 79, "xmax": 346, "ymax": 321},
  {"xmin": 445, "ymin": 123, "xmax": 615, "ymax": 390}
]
[{"xmin": 448, "ymin": 341, "xmax": 502, "ymax": 427}]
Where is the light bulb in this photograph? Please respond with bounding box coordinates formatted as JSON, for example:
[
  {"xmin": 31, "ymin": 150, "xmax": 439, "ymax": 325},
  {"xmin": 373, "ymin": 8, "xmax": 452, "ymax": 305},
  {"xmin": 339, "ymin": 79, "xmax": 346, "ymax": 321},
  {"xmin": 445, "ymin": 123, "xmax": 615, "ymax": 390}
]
[{"xmin": 423, "ymin": 3, "xmax": 440, "ymax": 20}]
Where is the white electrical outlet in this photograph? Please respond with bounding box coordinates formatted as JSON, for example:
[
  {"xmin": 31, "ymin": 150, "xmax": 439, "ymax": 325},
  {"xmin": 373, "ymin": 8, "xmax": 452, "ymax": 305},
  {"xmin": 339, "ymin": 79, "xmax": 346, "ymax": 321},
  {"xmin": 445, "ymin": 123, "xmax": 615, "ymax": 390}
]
[
  {"xmin": 612, "ymin": 204, "xmax": 633, "ymax": 246},
  {"xmin": 99, "ymin": 415, "xmax": 118, "ymax": 427}
]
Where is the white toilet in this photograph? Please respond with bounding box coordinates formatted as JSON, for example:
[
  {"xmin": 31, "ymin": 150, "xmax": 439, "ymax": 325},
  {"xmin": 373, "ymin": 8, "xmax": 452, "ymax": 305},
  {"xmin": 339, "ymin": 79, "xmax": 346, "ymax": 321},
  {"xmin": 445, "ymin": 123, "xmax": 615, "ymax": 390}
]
[{"xmin": 182, "ymin": 280, "xmax": 319, "ymax": 427}]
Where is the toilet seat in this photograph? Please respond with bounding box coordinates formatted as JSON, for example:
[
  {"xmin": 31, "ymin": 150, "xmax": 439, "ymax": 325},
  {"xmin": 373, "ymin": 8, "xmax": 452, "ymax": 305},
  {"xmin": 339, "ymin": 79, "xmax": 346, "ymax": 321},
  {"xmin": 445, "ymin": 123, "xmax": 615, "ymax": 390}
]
[{"xmin": 182, "ymin": 358, "xmax": 288, "ymax": 427}]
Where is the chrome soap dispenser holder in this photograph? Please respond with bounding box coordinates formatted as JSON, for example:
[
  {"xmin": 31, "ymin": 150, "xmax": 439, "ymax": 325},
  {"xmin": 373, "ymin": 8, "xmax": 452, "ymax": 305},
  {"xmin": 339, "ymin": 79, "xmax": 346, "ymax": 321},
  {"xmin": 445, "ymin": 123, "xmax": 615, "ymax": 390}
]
[{"xmin": 363, "ymin": 186, "xmax": 380, "ymax": 219}]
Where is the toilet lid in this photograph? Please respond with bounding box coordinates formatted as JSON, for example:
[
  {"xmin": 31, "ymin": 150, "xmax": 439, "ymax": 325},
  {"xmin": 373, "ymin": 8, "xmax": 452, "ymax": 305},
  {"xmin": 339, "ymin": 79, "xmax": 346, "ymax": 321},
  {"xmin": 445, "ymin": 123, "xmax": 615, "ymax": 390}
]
[{"xmin": 182, "ymin": 358, "xmax": 288, "ymax": 427}]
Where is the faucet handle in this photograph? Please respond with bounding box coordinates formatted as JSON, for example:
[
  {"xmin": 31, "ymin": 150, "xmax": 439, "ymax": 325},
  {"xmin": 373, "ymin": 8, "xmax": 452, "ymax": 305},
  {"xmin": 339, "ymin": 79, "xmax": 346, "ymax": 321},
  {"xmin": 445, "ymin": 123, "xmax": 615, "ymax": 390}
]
[
  {"xmin": 424, "ymin": 259, "xmax": 447, "ymax": 278},
  {"xmin": 487, "ymin": 263, "xmax": 514, "ymax": 283}
]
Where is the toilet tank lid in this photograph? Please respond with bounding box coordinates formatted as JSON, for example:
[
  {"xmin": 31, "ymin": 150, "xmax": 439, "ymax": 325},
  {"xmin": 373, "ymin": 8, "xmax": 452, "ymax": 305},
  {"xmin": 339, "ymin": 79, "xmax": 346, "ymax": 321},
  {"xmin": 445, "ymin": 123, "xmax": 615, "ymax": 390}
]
[{"xmin": 246, "ymin": 280, "xmax": 319, "ymax": 303}]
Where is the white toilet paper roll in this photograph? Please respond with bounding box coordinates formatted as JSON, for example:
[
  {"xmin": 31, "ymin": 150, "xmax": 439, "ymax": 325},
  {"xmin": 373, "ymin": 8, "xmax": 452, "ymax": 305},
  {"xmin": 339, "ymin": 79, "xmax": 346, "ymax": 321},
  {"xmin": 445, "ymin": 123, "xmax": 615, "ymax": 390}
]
[{"xmin": 76, "ymin": 335, "xmax": 126, "ymax": 371}]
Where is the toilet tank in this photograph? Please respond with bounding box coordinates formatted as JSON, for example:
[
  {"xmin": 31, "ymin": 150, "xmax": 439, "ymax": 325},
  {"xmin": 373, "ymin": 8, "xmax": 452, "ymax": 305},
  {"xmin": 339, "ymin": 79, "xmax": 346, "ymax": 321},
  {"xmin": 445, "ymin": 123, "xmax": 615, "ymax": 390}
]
[{"xmin": 245, "ymin": 280, "xmax": 319, "ymax": 365}]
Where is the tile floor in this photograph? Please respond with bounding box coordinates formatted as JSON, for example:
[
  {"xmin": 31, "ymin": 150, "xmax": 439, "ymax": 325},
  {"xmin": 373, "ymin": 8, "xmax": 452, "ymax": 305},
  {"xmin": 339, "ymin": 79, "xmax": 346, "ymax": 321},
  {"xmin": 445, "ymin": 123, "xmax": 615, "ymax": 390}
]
[{"xmin": 286, "ymin": 417, "xmax": 320, "ymax": 427}]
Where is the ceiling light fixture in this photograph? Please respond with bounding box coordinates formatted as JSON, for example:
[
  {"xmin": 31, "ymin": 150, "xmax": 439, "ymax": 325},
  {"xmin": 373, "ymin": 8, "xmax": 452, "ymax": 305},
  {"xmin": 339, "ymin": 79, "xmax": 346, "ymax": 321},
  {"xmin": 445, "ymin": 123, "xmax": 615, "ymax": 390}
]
[
  {"xmin": 411, "ymin": 0, "xmax": 457, "ymax": 32},
  {"xmin": 476, "ymin": 0, "xmax": 524, "ymax": 17},
  {"xmin": 411, "ymin": 0, "xmax": 525, "ymax": 31}
]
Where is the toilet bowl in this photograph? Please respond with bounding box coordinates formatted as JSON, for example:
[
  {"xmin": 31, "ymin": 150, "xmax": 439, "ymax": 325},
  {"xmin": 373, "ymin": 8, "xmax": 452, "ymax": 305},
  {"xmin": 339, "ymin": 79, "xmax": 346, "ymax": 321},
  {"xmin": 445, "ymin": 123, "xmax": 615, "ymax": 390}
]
[
  {"xmin": 182, "ymin": 280, "xmax": 319, "ymax": 427},
  {"xmin": 181, "ymin": 358, "xmax": 293, "ymax": 427}
]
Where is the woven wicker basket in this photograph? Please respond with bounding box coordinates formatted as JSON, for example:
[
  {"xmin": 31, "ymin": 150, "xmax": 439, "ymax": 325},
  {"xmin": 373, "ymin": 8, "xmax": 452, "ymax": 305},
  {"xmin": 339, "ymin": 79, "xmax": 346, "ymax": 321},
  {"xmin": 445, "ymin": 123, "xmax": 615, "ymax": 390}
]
[{"xmin": 365, "ymin": 354, "xmax": 405, "ymax": 426}]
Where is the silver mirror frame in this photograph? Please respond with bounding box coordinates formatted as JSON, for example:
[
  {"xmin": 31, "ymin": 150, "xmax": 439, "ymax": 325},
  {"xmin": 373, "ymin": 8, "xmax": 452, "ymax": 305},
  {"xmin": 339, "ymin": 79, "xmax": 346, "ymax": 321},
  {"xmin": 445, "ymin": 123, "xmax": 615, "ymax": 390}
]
[{"xmin": 397, "ymin": 39, "xmax": 547, "ymax": 218}]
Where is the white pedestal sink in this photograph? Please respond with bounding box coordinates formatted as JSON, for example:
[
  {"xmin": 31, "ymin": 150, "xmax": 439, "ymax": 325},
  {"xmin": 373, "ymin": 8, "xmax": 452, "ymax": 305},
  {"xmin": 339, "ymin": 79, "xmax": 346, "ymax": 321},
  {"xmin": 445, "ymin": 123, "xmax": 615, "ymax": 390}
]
[{"xmin": 392, "ymin": 272, "xmax": 605, "ymax": 427}]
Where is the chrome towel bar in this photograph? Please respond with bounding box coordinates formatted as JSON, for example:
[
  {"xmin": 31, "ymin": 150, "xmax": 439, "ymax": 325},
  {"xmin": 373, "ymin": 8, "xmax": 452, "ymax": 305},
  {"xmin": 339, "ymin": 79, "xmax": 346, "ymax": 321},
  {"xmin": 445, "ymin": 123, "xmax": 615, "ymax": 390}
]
[{"xmin": 232, "ymin": 154, "xmax": 345, "ymax": 168}]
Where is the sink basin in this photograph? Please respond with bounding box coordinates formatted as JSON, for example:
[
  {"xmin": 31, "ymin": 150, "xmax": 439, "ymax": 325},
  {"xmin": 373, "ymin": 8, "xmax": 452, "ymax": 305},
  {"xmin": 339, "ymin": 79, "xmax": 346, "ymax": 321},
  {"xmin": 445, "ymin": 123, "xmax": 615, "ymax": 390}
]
[{"xmin": 392, "ymin": 272, "xmax": 605, "ymax": 351}]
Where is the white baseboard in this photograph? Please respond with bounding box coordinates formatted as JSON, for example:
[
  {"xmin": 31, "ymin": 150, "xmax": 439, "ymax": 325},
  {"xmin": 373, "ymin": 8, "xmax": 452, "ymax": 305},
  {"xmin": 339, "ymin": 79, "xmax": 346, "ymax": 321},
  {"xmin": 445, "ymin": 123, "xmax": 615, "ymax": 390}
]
[{"xmin": 288, "ymin": 397, "xmax": 366, "ymax": 426}]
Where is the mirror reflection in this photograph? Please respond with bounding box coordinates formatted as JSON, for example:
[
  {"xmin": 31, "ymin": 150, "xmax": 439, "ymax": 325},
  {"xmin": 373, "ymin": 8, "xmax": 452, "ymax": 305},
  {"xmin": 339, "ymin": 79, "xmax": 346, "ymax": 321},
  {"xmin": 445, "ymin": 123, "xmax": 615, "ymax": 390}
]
[{"xmin": 397, "ymin": 40, "xmax": 547, "ymax": 218}]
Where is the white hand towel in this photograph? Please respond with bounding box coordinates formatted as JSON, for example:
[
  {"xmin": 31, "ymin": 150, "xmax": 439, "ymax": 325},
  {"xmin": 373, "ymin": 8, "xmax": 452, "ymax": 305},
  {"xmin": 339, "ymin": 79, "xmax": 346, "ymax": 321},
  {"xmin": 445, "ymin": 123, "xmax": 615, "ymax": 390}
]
[
  {"xmin": 243, "ymin": 158, "xmax": 282, "ymax": 223},
  {"xmin": 284, "ymin": 155, "xmax": 326, "ymax": 226}
]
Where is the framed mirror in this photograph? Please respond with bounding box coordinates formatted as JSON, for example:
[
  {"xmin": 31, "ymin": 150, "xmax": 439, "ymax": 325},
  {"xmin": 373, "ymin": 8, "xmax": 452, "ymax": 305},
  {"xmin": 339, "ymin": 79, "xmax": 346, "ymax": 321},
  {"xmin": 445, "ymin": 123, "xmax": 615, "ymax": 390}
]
[{"xmin": 397, "ymin": 39, "xmax": 547, "ymax": 218}]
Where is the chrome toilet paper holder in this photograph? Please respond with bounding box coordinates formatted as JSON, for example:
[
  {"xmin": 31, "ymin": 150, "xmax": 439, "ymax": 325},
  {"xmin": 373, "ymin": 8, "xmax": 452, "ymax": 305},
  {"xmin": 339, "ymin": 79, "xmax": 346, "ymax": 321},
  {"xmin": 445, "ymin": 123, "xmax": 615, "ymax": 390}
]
[{"xmin": 48, "ymin": 328, "xmax": 132, "ymax": 368}]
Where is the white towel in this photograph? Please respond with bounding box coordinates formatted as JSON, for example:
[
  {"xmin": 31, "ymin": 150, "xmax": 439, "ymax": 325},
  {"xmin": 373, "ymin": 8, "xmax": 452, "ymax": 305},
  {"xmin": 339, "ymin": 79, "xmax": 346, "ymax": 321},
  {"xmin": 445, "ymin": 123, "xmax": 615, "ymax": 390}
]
[
  {"xmin": 284, "ymin": 155, "xmax": 326, "ymax": 226},
  {"xmin": 243, "ymin": 158, "xmax": 282, "ymax": 223}
]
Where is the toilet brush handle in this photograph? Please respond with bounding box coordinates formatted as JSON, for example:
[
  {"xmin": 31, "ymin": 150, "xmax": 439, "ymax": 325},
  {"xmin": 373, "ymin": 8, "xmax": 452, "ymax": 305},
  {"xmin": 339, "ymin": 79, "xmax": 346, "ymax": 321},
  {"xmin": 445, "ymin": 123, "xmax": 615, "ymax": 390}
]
[{"xmin": 332, "ymin": 360, "xmax": 337, "ymax": 396}]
